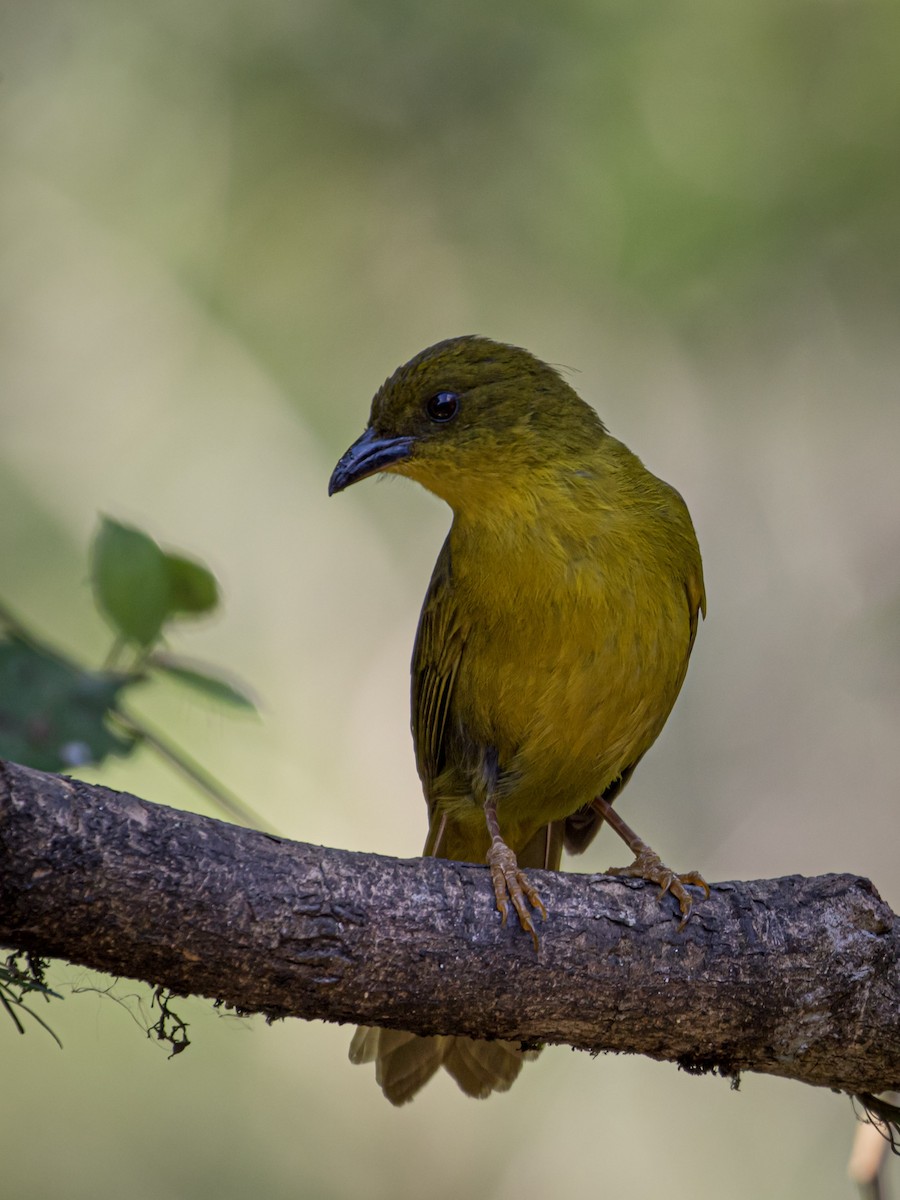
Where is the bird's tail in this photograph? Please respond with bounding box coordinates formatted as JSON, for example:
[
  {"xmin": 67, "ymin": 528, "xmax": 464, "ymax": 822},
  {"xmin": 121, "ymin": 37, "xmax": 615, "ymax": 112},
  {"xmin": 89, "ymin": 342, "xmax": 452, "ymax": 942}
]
[
  {"xmin": 349, "ymin": 821, "xmax": 562, "ymax": 1103},
  {"xmin": 349, "ymin": 1027, "xmax": 539, "ymax": 1105}
]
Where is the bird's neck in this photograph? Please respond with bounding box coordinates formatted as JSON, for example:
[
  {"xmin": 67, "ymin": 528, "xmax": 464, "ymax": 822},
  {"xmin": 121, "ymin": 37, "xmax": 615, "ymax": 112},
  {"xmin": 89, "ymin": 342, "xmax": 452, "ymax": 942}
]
[
  {"xmin": 440, "ymin": 438, "xmax": 671, "ymax": 602},
  {"xmin": 446, "ymin": 441, "xmax": 633, "ymax": 542},
  {"xmin": 446, "ymin": 471, "xmax": 611, "ymax": 588}
]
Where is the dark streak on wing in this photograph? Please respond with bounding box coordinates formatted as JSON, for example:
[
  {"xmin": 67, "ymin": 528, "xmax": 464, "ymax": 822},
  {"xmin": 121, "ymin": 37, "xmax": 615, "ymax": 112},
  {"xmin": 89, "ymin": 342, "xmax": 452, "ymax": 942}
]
[{"xmin": 411, "ymin": 538, "xmax": 468, "ymax": 829}]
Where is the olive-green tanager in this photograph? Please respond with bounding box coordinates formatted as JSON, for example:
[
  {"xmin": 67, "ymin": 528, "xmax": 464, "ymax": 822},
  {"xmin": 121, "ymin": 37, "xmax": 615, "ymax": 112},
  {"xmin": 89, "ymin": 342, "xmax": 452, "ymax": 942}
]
[{"xmin": 329, "ymin": 336, "xmax": 707, "ymax": 1104}]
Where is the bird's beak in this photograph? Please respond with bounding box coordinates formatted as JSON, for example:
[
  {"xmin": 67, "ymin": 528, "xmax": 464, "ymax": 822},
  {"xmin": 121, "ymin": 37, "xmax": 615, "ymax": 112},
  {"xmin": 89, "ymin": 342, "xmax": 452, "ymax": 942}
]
[{"xmin": 328, "ymin": 426, "xmax": 415, "ymax": 496}]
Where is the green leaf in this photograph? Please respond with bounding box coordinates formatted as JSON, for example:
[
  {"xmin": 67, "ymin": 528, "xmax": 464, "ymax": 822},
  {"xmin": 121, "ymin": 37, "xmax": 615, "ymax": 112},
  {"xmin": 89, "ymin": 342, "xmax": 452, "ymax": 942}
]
[
  {"xmin": 91, "ymin": 518, "xmax": 171, "ymax": 647},
  {"xmin": 164, "ymin": 554, "xmax": 219, "ymax": 618},
  {"xmin": 91, "ymin": 518, "xmax": 222, "ymax": 647},
  {"xmin": 150, "ymin": 653, "xmax": 259, "ymax": 712},
  {"xmin": 0, "ymin": 637, "xmax": 136, "ymax": 771}
]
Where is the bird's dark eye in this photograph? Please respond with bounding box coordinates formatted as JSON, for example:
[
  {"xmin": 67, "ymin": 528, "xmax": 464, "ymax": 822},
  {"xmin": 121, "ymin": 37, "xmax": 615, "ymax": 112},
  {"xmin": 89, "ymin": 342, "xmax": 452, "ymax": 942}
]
[{"xmin": 425, "ymin": 391, "xmax": 460, "ymax": 423}]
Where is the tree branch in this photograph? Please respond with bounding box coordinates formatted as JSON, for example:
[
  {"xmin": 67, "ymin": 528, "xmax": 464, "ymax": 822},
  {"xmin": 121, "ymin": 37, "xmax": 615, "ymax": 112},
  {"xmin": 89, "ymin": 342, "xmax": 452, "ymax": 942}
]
[{"xmin": 1, "ymin": 757, "xmax": 898, "ymax": 1097}]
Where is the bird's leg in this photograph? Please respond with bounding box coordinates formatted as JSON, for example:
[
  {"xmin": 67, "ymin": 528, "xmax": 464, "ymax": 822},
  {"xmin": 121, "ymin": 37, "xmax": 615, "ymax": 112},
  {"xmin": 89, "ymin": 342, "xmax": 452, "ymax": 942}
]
[
  {"xmin": 425, "ymin": 812, "xmax": 448, "ymax": 859},
  {"xmin": 594, "ymin": 795, "xmax": 709, "ymax": 929},
  {"xmin": 483, "ymin": 796, "xmax": 546, "ymax": 950}
]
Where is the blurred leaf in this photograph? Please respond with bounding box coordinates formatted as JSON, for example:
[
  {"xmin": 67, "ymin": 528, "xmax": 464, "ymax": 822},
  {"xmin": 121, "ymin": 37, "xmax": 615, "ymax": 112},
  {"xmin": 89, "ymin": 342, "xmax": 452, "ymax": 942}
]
[
  {"xmin": 91, "ymin": 518, "xmax": 221, "ymax": 648},
  {"xmin": 164, "ymin": 554, "xmax": 220, "ymax": 618},
  {"xmin": 92, "ymin": 518, "xmax": 171, "ymax": 647},
  {"xmin": 0, "ymin": 637, "xmax": 136, "ymax": 771},
  {"xmin": 150, "ymin": 653, "xmax": 259, "ymax": 712}
]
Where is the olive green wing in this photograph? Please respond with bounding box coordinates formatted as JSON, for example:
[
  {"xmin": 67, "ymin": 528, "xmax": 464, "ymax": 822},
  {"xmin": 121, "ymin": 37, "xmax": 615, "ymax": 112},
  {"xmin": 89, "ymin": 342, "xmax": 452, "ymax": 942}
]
[{"xmin": 410, "ymin": 537, "xmax": 470, "ymax": 844}]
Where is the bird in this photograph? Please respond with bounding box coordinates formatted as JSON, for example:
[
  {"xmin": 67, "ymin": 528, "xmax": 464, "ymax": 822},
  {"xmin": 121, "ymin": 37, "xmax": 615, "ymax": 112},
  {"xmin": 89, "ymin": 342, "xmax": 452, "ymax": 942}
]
[{"xmin": 328, "ymin": 335, "xmax": 707, "ymax": 1104}]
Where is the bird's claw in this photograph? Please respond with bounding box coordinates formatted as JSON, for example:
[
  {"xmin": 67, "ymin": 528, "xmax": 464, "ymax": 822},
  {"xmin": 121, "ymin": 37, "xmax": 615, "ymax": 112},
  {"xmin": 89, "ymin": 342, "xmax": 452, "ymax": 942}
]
[
  {"xmin": 487, "ymin": 837, "xmax": 546, "ymax": 949},
  {"xmin": 606, "ymin": 847, "xmax": 709, "ymax": 930}
]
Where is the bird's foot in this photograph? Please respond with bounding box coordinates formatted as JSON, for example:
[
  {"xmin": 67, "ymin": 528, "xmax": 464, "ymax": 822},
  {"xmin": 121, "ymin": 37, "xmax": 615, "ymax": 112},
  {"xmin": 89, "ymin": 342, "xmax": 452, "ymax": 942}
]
[
  {"xmin": 486, "ymin": 836, "xmax": 546, "ymax": 950},
  {"xmin": 606, "ymin": 847, "xmax": 709, "ymax": 930}
]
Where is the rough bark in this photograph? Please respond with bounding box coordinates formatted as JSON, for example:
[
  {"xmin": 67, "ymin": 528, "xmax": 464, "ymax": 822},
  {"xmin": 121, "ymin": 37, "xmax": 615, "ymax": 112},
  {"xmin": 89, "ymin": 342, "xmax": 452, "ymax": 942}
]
[{"xmin": 1, "ymin": 757, "xmax": 898, "ymax": 1096}]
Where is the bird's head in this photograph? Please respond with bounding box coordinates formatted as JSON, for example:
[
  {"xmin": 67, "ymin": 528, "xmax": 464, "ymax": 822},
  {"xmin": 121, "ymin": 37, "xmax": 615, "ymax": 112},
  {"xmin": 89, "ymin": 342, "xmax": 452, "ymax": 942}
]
[{"xmin": 328, "ymin": 336, "xmax": 607, "ymax": 510}]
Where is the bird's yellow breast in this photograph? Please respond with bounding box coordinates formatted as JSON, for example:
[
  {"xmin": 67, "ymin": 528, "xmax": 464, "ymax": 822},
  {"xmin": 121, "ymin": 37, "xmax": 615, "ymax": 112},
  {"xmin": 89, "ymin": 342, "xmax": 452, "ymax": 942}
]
[{"xmin": 426, "ymin": 456, "xmax": 699, "ymax": 850}]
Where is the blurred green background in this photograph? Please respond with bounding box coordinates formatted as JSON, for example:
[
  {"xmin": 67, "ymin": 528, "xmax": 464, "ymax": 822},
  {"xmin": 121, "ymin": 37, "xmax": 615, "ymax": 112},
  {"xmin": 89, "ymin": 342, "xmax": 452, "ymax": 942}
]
[{"xmin": 3, "ymin": 0, "xmax": 899, "ymax": 1196}]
